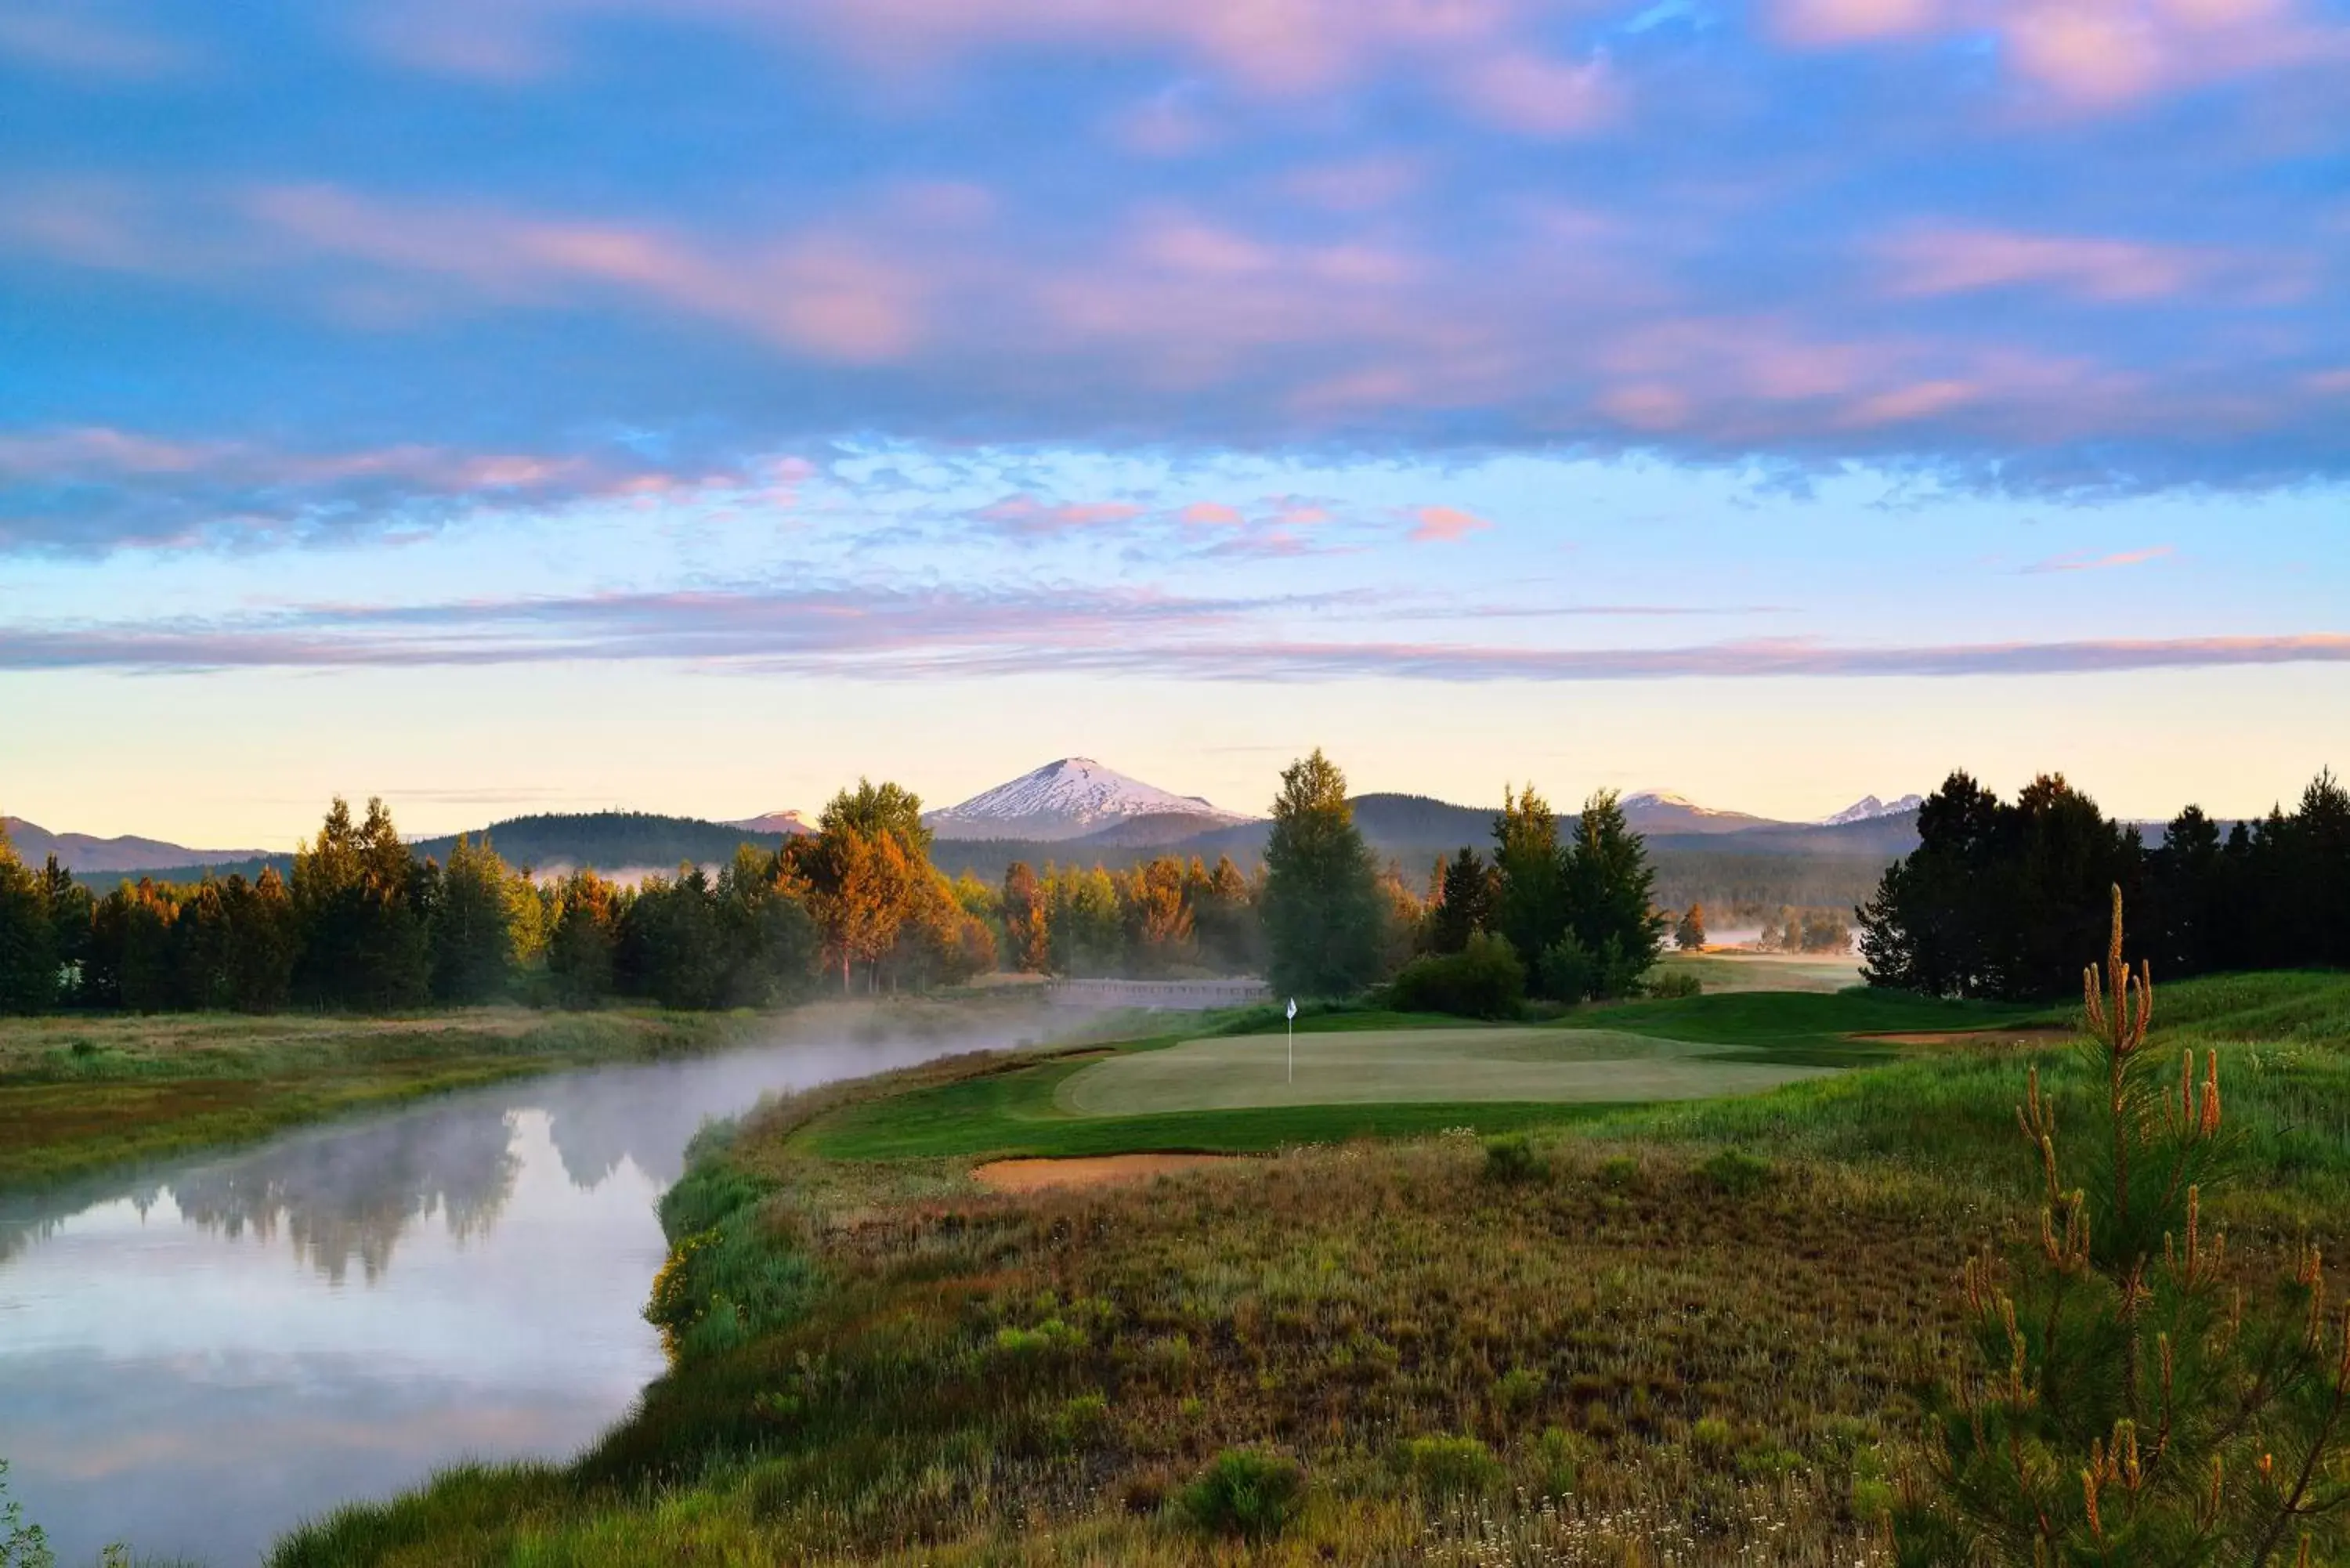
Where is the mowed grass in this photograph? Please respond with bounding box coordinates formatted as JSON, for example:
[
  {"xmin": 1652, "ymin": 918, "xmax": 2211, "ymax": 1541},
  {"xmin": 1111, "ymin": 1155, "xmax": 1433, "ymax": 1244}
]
[
  {"xmin": 0, "ymin": 1008, "xmax": 761, "ymax": 1189},
  {"xmin": 1056, "ymin": 1027, "xmax": 1839, "ymax": 1115},
  {"xmin": 795, "ymin": 987, "xmax": 2034, "ymax": 1161},
  {"xmin": 269, "ymin": 970, "xmax": 2350, "ymax": 1567}
]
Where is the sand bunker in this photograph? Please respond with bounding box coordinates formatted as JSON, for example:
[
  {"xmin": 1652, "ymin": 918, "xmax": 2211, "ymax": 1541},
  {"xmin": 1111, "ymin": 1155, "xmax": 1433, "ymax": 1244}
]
[
  {"xmin": 1853, "ymin": 1027, "xmax": 2076, "ymax": 1046},
  {"xmin": 971, "ymin": 1154, "xmax": 1243, "ymax": 1192}
]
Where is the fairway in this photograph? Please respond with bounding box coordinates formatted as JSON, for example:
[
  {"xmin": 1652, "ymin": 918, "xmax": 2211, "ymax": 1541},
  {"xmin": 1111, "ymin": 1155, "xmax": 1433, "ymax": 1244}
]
[{"xmin": 1054, "ymin": 1026, "xmax": 1838, "ymax": 1115}]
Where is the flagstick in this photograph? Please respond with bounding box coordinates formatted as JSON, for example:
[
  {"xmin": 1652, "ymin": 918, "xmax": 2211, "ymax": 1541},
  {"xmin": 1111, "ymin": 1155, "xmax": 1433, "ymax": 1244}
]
[{"xmin": 1288, "ymin": 1013, "xmax": 1293, "ymax": 1084}]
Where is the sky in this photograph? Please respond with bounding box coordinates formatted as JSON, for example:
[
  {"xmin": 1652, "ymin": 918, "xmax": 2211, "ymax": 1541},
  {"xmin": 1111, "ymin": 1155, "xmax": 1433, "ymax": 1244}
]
[{"xmin": 2, "ymin": 0, "xmax": 2346, "ymax": 848}]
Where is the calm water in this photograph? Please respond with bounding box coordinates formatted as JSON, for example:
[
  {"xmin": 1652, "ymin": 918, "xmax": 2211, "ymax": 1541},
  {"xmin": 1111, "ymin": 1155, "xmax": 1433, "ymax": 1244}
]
[{"xmin": 0, "ymin": 1012, "xmax": 1043, "ymax": 1566}]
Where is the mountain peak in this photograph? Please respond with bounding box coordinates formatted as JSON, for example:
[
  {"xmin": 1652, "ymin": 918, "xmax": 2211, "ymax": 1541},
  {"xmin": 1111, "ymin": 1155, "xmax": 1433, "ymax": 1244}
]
[
  {"xmin": 728, "ymin": 809, "xmax": 815, "ymax": 836},
  {"xmin": 1819, "ymin": 793, "xmax": 1923, "ymax": 826},
  {"xmin": 926, "ymin": 758, "xmax": 1251, "ymax": 842}
]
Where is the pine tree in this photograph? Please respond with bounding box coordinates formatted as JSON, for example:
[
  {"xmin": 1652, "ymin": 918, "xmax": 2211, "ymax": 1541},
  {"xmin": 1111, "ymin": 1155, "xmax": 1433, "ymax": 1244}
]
[
  {"xmin": 0, "ymin": 818, "xmax": 56, "ymax": 1013},
  {"xmin": 1260, "ymin": 750, "xmax": 1383, "ymax": 998},
  {"xmin": 1564, "ymin": 789, "xmax": 1665, "ymax": 998},
  {"xmin": 431, "ymin": 834, "xmax": 517, "ymax": 1004},
  {"xmin": 1900, "ymin": 887, "xmax": 2350, "ymax": 1564},
  {"xmin": 1430, "ymin": 847, "xmax": 1493, "ymax": 956},
  {"xmin": 1491, "ymin": 785, "xmax": 1568, "ymax": 988},
  {"xmin": 1675, "ymin": 903, "xmax": 1707, "ymax": 952}
]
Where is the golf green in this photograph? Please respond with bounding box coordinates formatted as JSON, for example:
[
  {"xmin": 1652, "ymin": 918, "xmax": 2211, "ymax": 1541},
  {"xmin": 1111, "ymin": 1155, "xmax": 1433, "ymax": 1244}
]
[{"xmin": 1053, "ymin": 1026, "xmax": 1838, "ymax": 1115}]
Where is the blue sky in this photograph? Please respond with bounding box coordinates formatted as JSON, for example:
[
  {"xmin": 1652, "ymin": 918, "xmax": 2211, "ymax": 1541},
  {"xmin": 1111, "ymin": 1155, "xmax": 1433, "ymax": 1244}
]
[{"xmin": 2, "ymin": 0, "xmax": 2345, "ymax": 846}]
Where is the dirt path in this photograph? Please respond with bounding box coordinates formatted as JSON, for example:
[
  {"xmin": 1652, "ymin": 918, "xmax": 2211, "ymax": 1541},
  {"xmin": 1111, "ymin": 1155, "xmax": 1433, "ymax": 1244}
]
[{"xmin": 971, "ymin": 1154, "xmax": 1246, "ymax": 1192}]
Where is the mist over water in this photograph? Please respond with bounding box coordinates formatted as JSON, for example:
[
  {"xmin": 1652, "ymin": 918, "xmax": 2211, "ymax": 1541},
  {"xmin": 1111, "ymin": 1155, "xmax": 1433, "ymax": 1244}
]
[{"xmin": 0, "ymin": 1002, "xmax": 1076, "ymax": 1567}]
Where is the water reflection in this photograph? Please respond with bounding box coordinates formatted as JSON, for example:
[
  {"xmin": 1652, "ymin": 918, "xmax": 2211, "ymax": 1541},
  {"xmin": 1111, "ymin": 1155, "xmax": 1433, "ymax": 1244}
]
[{"xmin": 0, "ymin": 1008, "xmax": 1058, "ymax": 1567}]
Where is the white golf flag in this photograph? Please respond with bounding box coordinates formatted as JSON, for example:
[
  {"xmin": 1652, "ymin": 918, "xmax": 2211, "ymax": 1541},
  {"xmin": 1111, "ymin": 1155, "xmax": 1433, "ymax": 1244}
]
[{"xmin": 1285, "ymin": 997, "xmax": 1297, "ymax": 1020}]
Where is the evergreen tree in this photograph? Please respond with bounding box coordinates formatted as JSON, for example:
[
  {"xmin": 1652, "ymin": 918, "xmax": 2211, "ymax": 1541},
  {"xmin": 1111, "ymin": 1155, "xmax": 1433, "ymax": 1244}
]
[
  {"xmin": 1674, "ymin": 903, "xmax": 1707, "ymax": 952},
  {"xmin": 1564, "ymin": 789, "xmax": 1665, "ymax": 999},
  {"xmin": 0, "ymin": 820, "xmax": 56, "ymax": 1014},
  {"xmin": 1430, "ymin": 847, "xmax": 1493, "ymax": 956},
  {"xmin": 1900, "ymin": 889, "xmax": 2350, "ymax": 1563},
  {"xmin": 1491, "ymin": 786, "xmax": 1568, "ymax": 988},
  {"xmin": 616, "ymin": 866, "xmax": 725, "ymax": 1008},
  {"xmin": 1260, "ymin": 750, "xmax": 1384, "ymax": 998},
  {"xmin": 431, "ymin": 835, "xmax": 517, "ymax": 1005}
]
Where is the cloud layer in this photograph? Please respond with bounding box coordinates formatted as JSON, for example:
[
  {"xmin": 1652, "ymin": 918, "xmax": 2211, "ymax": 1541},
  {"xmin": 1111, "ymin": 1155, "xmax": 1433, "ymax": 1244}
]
[{"xmin": 0, "ymin": 0, "xmax": 2342, "ymax": 546}]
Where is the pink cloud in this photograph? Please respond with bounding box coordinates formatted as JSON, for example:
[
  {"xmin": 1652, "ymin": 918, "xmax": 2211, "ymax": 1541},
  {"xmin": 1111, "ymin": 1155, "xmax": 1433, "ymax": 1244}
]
[
  {"xmin": 1771, "ymin": 0, "xmax": 2350, "ymax": 107},
  {"xmin": 241, "ymin": 183, "xmax": 928, "ymax": 363},
  {"xmin": 1838, "ymin": 379, "xmax": 1978, "ymax": 427},
  {"xmin": 1409, "ymin": 504, "xmax": 1493, "ymax": 543},
  {"xmin": 1453, "ymin": 49, "xmax": 1622, "ymax": 137},
  {"xmin": 970, "ymin": 493, "xmax": 1147, "ymax": 535},
  {"xmin": 2023, "ymin": 544, "xmax": 2176, "ymax": 573},
  {"xmin": 1180, "ymin": 501, "xmax": 1246, "ymax": 526},
  {"xmin": 1880, "ymin": 227, "xmax": 2225, "ymax": 302}
]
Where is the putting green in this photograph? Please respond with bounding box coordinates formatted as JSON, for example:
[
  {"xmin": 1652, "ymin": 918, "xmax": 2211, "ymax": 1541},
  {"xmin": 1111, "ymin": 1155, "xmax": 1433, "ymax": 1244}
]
[{"xmin": 1054, "ymin": 1027, "xmax": 1838, "ymax": 1116}]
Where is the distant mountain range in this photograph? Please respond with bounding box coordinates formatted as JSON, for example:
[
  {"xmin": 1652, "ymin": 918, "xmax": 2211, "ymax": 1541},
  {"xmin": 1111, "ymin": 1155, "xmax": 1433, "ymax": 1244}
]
[
  {"xmin": 0, "ymin": 816, "xmax": 266, "ymax": 875},
  {"xmin": 6, "ymin": 763, "xmax": 1929, "ymax": 887}
]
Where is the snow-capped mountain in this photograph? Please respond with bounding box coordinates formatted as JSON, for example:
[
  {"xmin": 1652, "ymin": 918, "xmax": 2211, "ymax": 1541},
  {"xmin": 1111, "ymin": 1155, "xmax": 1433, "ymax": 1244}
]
[
  {"xmin": 1618, "ymin": 791, "xmax": 1777, "ymax": 836},
  {"xmin": 925, "ymin": 758, "xmax": 1253, "ymax": 843},
  {"xmin": 727, "ymin": 809, "xmax": 815, "ymax": 836},
  {"xmin": 1819, "ymin": 793, "xmax": 1924, "ymax": 826}
]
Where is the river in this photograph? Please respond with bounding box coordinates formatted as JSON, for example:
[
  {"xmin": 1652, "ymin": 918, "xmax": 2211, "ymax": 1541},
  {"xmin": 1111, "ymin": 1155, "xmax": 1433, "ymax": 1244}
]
[{"xmin": 0, "ymin": 1006, "xmax": 1055, "ymax": 1567}]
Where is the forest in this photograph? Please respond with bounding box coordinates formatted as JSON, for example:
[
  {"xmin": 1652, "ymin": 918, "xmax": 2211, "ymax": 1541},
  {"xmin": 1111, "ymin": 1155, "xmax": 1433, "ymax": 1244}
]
[
  {"xmin": 0, "ymin": 752, "xmax": 1672, "ymax": 1017},
  {"xmin": 1860, "ymin": 767, "xmax": 2350, "ymax": 999}
]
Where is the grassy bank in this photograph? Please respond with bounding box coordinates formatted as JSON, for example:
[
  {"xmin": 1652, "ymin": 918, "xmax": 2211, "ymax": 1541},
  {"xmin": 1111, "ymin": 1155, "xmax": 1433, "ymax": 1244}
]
[
  {"xmin": 277, "ymin": 971, "xmax": 2350, "ymax": 1564},
  {"xmin": 0, "ymin": 1008, "xmax": 770, "ymax": 1189}
]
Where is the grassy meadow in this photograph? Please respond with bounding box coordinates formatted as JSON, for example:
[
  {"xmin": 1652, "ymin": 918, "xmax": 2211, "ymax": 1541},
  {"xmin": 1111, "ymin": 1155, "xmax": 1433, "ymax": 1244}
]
[
  {"xmin": 266, "ymin": 968, "xmax": 2350, "ymax": 1566},
  {"xmin": 0, "ymin": 1007, "xmax": 763, "ymax": 1189}
]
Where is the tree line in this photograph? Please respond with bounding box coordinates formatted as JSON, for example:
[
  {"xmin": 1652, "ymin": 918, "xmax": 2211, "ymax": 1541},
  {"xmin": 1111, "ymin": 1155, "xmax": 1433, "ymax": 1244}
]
[
  {"xmin": 1255, "ymin": 751, "xmax": 1666, "ymax": 1013},
  {"xmin": 1860, "ymin": 767, "xmax": 2350, "ymax": 1000},
  {"xmin": 0, "ymin": 786, "xmax": 1000, "ymax": 1014},
  {"xmin": 0, "ymin": 750, "xmax": 1682, "ymax": 1017}
]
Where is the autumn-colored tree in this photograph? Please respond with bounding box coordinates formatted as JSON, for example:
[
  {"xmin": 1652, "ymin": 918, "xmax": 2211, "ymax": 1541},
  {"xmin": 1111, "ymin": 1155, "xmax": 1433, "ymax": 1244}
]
[
  {"xmin": 1001, "ymin": 861, "xmax": 1051, "ymax": 974},
  {"xmin": 1674, "ymin": 903, "xmax": 1707, "ymax": 951},
  {"xmin": 546, "ymin": 869, "xmax": 620, "ymax": 1006}
]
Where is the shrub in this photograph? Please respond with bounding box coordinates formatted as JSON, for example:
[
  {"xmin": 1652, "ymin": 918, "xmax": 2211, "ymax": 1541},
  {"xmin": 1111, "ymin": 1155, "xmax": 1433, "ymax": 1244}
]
[
  {"xmin": 1647, "ymin": 969, "xmax": 1701, "ymax": 999},
  {"xmin": 1531, "ymin": 1426, "xmax": 1593, "ymax": 1498},
  {"xmin": 1492, "ymin": 1366, "xmax": 1545, "ymax": 1413},
  {"xmin": 1402, "ymin": 1434, "xmax": 1504, "ymax": 1498},
  {"xmin": 1052, "ymin": 1393, "xmax": 1111, "ymax": 1448},
  {"xmin": 1177, "ymin": 1448, "xmax": 1306, "ymax": 1540},
  {"xmin": 1697, "ymin": 1148, "xmax": 1772, "ymax": 1196},
  {"xmin": 1387, "ymin": 933, "xmax": 1525, "ymax": 1020},
  {"xmin": 1482, "ymin": 1132, "xmax": 1542, "ymax": 1183}
]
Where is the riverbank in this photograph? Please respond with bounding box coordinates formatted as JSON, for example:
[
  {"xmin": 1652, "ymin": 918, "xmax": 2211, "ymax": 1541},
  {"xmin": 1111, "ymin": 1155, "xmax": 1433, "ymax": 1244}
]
[
  {"xmin": 0, "ymin": 993, "xmax": 1090, "ymax": 1191},
  {"xmin": 273, "ymin": 970, "xmax": 2350, "ymax": 1565}
]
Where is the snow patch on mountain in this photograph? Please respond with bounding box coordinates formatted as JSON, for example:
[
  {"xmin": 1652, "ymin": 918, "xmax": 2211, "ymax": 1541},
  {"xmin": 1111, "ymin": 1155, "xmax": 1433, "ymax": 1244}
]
[
  {"xmin": 728, "ymin": 809, "xmax": 815, "ymax": 836},
  {"xmin": 1820, "ymin": 793, "xmax": 1924, "ymax": 826},
  {"xmin": 926, "ymin": 758, "xmax": 1252, "ymax": 842}
]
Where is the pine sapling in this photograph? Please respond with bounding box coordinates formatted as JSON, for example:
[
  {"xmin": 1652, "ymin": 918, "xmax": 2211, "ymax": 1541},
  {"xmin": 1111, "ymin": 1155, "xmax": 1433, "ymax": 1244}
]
[{"xmin": 1899, "ymin": 887, "xmax": 2350, "ymax": 1566}]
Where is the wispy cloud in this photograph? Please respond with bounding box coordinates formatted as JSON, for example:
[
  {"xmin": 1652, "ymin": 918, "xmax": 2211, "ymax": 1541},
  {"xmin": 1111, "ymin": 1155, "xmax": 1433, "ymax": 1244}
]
[
  {"xmin": 5, "ymin": 584, "xmax": 2341, "ymax": 683},
  {"xmin": 2022, "ymin": 544, "xmax": 2175, "ymax": 574},
  {"xmin": 0, "ymin": 426, "xmax": 773, "ymax": 554}
]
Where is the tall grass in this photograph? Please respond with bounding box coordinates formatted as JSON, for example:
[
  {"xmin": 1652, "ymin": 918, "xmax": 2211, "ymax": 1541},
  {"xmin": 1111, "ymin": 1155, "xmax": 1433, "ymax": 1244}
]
[{"xmin": 269, "ymin": 972, "xmax": 2350, "ymax": 1566}]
